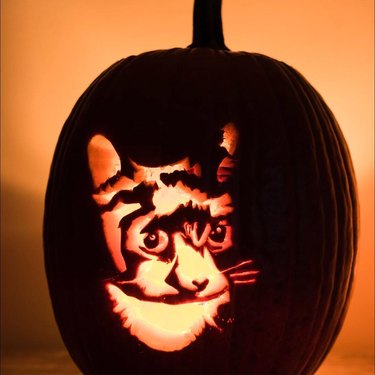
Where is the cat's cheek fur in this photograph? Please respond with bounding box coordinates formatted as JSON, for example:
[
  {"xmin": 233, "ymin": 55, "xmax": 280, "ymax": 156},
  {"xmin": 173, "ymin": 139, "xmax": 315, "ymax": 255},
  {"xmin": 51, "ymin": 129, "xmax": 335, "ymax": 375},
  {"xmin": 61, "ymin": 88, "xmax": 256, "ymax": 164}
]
[{"xmin": 106, "ymin": 283, "xmax": 231, "ymax": 352}]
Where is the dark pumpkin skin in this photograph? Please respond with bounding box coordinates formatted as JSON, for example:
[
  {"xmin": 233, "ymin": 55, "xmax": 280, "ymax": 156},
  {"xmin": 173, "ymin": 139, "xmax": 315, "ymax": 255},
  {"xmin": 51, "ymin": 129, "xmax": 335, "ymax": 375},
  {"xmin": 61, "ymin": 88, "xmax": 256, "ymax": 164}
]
[{"xmin": 44, "ymin": 4, "xmax": 357, "ymax": 374}]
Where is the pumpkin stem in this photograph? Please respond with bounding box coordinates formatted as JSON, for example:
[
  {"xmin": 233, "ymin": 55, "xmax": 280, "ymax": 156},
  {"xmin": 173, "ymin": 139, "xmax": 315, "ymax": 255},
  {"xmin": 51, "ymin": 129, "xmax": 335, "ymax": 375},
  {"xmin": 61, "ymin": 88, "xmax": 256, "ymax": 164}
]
[{"xmin": 188, "ymin": 0, "xmax": 229, "ymax": 51}]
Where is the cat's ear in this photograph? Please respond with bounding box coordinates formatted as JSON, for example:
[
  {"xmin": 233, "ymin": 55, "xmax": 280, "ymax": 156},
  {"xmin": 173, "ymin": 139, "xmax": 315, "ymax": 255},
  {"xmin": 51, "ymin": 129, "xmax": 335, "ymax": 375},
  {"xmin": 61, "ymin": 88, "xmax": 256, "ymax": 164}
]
[
  {"xmin": 217, "ymin": 123, "xmax": 239, "ymax": 183},
  {"xmin": 87, "ymin": 134, "xmax": 121, "ymax": 190},
  {"xmin": 220, "ymin": 122, "xmax": 239, "ymax": 156}
]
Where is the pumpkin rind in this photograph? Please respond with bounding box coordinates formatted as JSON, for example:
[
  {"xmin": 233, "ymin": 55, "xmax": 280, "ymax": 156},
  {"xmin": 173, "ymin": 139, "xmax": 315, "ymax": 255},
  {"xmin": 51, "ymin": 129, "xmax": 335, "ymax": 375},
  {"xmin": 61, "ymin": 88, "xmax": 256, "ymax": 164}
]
[{"xmin": 44, "ymin": 48, "xmax": 357, "ymax": 375}]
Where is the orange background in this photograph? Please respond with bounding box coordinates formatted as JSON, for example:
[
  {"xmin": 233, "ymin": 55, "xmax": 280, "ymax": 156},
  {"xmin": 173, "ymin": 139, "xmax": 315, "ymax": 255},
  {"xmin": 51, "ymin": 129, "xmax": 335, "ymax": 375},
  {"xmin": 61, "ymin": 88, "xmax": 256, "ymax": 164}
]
[{"xmin": 1, "ymin": 0, "xmax": 373, "ymax": 372}]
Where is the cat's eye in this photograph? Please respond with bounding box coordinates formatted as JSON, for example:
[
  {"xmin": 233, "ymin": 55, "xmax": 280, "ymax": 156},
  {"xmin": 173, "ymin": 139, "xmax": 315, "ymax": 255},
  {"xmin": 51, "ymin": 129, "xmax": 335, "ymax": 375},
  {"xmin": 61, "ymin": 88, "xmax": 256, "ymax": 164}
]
[
  {"xmin": 209, "ymin": 225, "xmax": 227, "ymax": 243},
  {"xmin": 207, "ymin": 222, "xmax": 233, "ymax": 253},
  {"xmin": 142, "ymin": 230, "xmax": 169, "ymax": 254}
]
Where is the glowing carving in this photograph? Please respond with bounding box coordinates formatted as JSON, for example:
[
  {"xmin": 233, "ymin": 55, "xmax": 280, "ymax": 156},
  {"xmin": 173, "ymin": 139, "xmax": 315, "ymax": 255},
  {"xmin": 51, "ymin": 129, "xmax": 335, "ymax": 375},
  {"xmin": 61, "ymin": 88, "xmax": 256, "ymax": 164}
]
[
  {"xmin": 87, "ymin": 123, "xmax": 258, "ymax": 352},
  {"xmin": 107, "ymin": 283, "xmax": 230, "ymax": 352}
]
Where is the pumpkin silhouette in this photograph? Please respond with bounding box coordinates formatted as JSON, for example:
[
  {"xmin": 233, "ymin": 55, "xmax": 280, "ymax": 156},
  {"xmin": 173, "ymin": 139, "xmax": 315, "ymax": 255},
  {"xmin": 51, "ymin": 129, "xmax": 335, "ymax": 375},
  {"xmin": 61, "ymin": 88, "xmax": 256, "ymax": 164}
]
[{"xmin": 44, "ymin": 1, "xmax": 357, "ymax": 374}]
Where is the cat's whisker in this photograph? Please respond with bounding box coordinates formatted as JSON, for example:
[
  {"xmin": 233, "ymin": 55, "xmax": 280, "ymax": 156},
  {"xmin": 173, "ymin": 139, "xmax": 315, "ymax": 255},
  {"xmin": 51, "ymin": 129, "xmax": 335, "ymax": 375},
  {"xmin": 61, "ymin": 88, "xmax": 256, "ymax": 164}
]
[
  {"xmin": 221, "ymin": 260, "xmax": 254, "ymax": 275},
  {"xmin": 223, "ymin": 262, "xmax": 259, "ymax": 285},
  {"xmin": 229, "ymin": 270, "xmax": 259, "ymax": 278},
  {"xmin": 233, "ymin": 279, "xmax": 257, "ymax": 285}
]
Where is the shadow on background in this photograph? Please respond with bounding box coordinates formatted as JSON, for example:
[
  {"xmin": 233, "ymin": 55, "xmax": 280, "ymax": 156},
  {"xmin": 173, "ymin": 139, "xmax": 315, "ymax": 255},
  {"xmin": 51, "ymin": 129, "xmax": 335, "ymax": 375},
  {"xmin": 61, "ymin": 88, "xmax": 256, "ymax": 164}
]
[{"xmin": 1, "ymin": 183, "xmax": 63, "ymax": 353}]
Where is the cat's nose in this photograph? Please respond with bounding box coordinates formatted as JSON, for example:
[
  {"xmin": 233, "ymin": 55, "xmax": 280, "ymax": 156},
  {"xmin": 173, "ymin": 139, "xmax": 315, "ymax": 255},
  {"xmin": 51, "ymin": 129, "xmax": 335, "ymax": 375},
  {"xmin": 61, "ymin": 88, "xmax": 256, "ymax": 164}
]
[{"xmin": 192, "ymin": 277, "xmax": 209, "ymax": 291}]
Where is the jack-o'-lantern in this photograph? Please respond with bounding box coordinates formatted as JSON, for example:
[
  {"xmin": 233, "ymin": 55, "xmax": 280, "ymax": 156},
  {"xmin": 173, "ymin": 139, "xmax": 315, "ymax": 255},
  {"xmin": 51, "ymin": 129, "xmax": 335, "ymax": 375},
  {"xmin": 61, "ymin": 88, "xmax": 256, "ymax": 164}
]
[{"xmin": 44, "ymin": 1, "xmax": 357, "ymax": 374}]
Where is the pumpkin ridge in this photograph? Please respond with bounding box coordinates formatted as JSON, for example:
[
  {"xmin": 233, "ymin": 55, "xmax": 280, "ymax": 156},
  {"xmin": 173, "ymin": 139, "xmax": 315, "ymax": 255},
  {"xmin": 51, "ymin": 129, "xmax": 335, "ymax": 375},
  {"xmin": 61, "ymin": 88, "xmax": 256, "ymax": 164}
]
[
  {"xmin": 229, "ymin": 53, "xmax": 301, "ymax": 374},
  {"xmin": 270, "ymin": 62, "xmax": 339, "ymax": 375},
  {"xmin": 274, "ymin": 64, "xmax": 336, "ymax": 373},
  {"xmin": 256, "ymin": 56, "xmax": 340, "ymax": 373},
  {"xmin": 282, "ymin": 65, "xmax": 356, "ymax": 375},
  {"xmin": 291, "ymin": 71, "xmax": 357, "ymax": 374},
  {"xmin": 256, "ymin": 59, "xmax": 303, "ymax": 375}
]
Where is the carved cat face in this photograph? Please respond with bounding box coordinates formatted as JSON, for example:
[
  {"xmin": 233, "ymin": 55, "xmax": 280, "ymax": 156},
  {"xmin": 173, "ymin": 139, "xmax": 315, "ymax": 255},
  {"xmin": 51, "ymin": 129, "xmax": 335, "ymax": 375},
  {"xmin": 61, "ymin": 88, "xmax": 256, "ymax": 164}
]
[{"xmin": 87, "ymin": 123, "xmax": 257, "ymax": 352}]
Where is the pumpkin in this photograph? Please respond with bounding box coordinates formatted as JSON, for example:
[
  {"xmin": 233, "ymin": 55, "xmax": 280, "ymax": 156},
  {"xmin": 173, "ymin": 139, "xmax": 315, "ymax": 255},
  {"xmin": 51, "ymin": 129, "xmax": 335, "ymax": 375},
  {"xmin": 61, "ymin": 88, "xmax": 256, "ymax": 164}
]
[{"xmin": 44, "ymin": 0, "xmax": 357, "ymax": 374}]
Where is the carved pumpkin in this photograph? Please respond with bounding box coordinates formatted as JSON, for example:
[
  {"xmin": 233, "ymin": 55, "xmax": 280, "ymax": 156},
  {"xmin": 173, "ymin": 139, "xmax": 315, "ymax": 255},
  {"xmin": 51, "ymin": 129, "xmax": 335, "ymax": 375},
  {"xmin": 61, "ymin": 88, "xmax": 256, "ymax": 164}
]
[{"xmin": 44, "ymin": 1, "xmax": 357, "ymax": 374}]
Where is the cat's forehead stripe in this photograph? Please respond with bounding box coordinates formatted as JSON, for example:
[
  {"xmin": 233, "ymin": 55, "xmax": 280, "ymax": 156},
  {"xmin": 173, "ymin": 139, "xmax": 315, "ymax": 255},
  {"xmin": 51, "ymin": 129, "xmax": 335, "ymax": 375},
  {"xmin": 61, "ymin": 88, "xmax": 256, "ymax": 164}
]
[{"xmin": 99, "ymin": 182, "xmax": 156, "ymax": 214}]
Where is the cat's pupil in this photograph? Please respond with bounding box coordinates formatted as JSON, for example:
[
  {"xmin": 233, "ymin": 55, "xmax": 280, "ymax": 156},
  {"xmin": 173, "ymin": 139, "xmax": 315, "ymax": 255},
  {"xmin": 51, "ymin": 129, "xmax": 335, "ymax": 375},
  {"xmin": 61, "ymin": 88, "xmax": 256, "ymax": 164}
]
[
  {"xmin": 144, "ymin": 233, "xmax": 159, "ymax": 249},
  {"xmin": 209, "ymin": 225, "xmax": 226, "ymax": 243}
]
